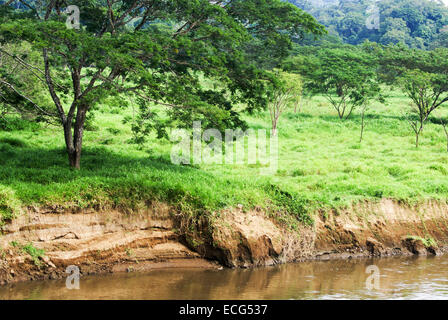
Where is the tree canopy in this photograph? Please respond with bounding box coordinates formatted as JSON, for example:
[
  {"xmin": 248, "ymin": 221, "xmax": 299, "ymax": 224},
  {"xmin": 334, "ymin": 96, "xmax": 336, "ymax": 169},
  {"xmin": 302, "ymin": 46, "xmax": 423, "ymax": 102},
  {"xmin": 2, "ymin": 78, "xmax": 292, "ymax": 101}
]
[{"xmin": 286, "ymin": 45, "xmax": 382, "ymax": 120}]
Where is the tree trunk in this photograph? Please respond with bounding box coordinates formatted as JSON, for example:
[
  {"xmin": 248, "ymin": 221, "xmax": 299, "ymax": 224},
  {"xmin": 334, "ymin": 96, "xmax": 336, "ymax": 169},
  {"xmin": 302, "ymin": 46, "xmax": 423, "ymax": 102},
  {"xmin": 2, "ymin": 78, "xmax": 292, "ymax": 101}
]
[
  {"xmin": 360, "ymin": 110, "xmax": 365, "ymax": 143},
  {"xmin": 272, "ymin": 121, "xmax": 278, "ymax": 137},
  {"xmin": 271, "ymin": 112, "xmax": 278, "ymax": 137},
  {"xmin": 442, "ymin": 123, "xmax": 448, "ymax": 152},
  {"xmin": 416, "ymin": 123, "xmax": 424, "ymax": 148},
  {"xmin": 63, "ymin": 107, "xmax": 87, "ymax": 169},
  {"xmin": 68, "ymin": 148, "xmax": 81, "ymax": 169},
  {"xmin": 294, "ymin": 98, "xmax": 302, "ymax": 114}
]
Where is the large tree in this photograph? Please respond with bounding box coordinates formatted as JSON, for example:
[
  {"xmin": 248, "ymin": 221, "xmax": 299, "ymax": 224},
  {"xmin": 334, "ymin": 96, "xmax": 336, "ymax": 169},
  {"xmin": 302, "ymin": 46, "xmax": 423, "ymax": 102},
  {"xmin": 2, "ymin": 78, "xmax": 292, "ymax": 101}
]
[
  {"xmin": 289, "ymin": 45, "xmax": 382, "ymax": 120},
  {"xmin": 379, "ymin": 46, "xmax": 448, "ymax": 147},
  {"xmin": 0, "ymin": 0, "xmax": 325, "ymax": 168}
]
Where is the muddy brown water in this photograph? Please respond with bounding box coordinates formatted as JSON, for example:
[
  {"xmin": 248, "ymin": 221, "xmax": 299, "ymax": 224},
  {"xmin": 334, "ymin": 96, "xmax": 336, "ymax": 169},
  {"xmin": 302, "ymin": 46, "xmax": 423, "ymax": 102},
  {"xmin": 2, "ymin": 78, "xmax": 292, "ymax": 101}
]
[{"xmin": 1, "ymin": 255, "xmax": 448, "ymax": 300}]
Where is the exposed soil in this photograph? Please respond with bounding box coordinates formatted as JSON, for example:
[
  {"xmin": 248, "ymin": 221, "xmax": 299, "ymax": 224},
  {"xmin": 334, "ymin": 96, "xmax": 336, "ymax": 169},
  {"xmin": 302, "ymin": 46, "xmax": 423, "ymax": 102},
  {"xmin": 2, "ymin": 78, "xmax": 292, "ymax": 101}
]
[
  {"xmin": 313, "ymin": 199, "xmax": 448, "ymax": 259},
  {"xmin": 1, "ymin": 199, "xmax": 447, "ymax": 284},
  {"xmin": 0, "ymin": 203, "xmax": 219, "ymax": 285}
]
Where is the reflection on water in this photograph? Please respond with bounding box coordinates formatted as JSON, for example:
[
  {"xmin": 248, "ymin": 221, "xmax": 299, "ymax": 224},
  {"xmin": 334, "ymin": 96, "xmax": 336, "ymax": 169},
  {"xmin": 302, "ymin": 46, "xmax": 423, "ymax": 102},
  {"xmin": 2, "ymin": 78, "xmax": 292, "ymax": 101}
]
[{"xmin": 1, "ymin": 255, "xmax": 448, "ymax": 300}]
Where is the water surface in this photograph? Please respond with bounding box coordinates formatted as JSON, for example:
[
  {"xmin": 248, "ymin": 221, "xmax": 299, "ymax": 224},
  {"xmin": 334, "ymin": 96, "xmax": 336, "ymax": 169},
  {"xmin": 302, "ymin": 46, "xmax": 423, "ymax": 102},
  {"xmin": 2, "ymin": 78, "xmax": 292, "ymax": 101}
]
[{"xmin": 1, "ymin": 255, "xmax": 448, "ymax": 300}]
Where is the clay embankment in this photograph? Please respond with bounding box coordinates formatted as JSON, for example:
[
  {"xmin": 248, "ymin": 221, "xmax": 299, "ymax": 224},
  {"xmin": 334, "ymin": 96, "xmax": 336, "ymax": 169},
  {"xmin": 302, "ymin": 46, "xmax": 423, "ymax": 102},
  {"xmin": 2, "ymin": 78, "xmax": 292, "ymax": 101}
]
[
  {"xmin": 1, "ymin": 199, "xmax": 447, "ymax": 284},
  {"xmin": 0, "ymin": 203, "xmax": 216, "ymax": 284}
]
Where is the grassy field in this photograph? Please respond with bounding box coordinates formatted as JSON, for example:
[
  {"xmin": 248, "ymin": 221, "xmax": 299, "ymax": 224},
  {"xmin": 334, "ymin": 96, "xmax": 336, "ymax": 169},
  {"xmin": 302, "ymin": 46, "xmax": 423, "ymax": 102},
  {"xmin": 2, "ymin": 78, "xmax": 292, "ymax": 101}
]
[{"xmin": 1, "ymin": 88, "xmax": 448, "ymax": 228}]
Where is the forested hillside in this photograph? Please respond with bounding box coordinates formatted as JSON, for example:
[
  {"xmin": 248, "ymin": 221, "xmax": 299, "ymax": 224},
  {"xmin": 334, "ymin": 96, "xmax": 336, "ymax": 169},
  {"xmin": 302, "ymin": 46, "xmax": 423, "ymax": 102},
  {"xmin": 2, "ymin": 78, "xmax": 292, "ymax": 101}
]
[{"xmin": 289, "ymin": 0, "xmax": 448, "ymax": 49}]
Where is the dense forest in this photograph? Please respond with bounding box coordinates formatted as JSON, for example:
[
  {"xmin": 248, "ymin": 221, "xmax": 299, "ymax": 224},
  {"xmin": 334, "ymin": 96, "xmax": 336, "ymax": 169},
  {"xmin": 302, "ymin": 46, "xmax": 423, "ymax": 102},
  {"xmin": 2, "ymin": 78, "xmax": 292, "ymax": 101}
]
[{"xmin": 289, "ymin": 0, "xmax": 448, "ymax": 49}]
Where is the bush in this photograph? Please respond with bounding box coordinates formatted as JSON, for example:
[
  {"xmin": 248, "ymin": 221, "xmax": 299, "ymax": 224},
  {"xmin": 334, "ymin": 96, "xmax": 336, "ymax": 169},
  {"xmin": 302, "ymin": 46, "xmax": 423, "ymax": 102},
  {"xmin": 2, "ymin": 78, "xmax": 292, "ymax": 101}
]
[
  {"xmin": 10, "ymin": 241, "xmax": 45, "ymax": 266},
  {"xmin": 407, "ymin": 236, "xmax": 438, "ymax": 248},
  {"xmin": 0, "ymin": 186, "xmax": 21, "ymax": 224},
  {"xmin": 107, "ymin": 128, "xmax": 121, "ymax": 135}
]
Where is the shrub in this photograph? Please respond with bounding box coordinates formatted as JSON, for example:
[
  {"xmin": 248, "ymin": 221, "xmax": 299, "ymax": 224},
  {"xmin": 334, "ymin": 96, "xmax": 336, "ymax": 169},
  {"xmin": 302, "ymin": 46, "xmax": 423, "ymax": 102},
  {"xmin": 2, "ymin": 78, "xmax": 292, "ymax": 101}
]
[
  {"xmin": 107, "ymin": 128, "xmax": 121, "ymax": 135},
  {"xmin": 0, "ymin": 186, "xmax": 21, "ymax": 225},
  {"xmin": 11, "ymin": 241, "xmax": 45, "ymax": 266},
  {"xmin": 407, "ymin": 236, "xmax": 438, "ymax": 248}
]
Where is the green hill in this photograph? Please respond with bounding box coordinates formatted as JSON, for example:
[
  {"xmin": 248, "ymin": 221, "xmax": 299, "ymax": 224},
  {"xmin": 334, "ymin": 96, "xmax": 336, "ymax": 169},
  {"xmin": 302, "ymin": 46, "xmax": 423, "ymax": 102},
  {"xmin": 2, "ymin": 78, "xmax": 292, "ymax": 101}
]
[{"xmin": 288, "ymin": 0, "xmax": 448, "ymax": 49}]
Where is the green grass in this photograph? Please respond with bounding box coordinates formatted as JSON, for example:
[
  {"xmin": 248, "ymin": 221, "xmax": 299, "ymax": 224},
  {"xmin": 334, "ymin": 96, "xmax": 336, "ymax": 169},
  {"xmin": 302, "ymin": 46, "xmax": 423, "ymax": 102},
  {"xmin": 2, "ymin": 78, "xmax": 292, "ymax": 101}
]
[
  {"xmin": 1, "ymin": 88, "xmax": 448, "ymax": 229},
  {"xmin": 10, "ymin": 241, "xmax": 45, "ymax": 266},
  {"xmin": 406, "ymin": 236, "xmax": 438, "ymax": 248}
]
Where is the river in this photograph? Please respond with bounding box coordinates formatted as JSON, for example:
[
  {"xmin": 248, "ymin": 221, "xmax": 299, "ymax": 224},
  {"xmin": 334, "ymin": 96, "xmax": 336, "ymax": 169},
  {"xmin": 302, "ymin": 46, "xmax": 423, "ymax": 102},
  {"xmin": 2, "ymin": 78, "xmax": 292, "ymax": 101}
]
[{"xmin": 1, "ymin": 255, "xmax": 448, "ymax": 300}]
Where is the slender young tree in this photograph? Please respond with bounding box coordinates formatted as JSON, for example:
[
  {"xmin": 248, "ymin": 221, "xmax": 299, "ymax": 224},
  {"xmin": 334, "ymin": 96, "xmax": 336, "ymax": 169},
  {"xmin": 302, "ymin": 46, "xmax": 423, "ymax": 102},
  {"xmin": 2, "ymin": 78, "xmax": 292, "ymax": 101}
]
[
  {"xmin": 359, "ymin": 103, "xmax": 368, "ymax": 143},
  {"xmin": 404, "ymin": 109, "xmax": 424, "ymax": 148},
  {"xmin": 356, "ymin": 82, "xmax": 384, "ymax": 143},
  {"xmin": 267, "ymin": 71, "xmax": 302, "ymax": 136},
  {"xmin": 442, "ymin": 120, "xmax": 448, "ymax": 152}
]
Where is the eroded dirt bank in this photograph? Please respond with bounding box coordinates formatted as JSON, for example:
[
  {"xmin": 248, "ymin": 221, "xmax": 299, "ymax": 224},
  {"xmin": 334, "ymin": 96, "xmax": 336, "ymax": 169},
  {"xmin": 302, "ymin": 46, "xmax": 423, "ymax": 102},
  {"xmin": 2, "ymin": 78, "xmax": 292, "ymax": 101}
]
[
  {"xmin": 1, "ymin": 199, "xmax": 448, "ymax": 284},
  {"xmin": 0, "ymin": 203, "xmax": 219, "ymax": 284}
]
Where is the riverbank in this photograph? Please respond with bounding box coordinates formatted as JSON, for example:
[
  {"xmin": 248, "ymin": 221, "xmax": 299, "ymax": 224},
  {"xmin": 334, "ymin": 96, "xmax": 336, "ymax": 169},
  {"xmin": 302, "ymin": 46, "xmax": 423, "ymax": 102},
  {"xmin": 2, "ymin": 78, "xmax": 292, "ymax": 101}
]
[
  {"xmin": 1, "ymin": 199, "xmax": 447, "ymax": 284},
  {"xmin": 2, "ymin": 91, "xmax": 448, "ymax": 284}
]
